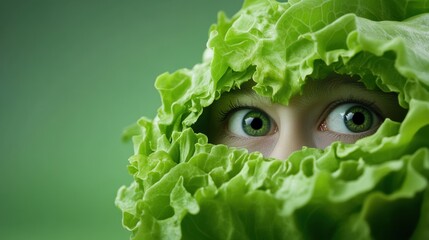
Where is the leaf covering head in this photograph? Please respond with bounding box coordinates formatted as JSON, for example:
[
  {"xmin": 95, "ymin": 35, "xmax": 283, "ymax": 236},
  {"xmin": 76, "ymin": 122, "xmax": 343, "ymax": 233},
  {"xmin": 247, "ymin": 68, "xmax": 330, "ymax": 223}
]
[{"xmin": 116, "ymin": 0, "xmax": 429, "ymax": 239}]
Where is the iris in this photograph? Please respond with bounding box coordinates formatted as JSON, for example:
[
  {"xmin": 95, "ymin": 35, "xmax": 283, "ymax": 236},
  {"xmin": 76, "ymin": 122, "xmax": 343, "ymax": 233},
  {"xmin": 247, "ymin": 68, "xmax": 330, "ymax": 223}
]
[
  {"xmin": 344, "ymin": 105, "xmax": 373, "ymax": 132},
  {"xmin": 242, "ymin": 110, "xmax": 271, "ymax": 136}
]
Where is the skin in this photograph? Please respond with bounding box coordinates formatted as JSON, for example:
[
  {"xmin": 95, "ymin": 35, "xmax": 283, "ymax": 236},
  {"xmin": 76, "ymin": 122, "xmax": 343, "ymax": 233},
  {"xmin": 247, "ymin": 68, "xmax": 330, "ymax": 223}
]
[{"xmin": 206, "ymin": 76, "xmax": 407, "ymax": 160}]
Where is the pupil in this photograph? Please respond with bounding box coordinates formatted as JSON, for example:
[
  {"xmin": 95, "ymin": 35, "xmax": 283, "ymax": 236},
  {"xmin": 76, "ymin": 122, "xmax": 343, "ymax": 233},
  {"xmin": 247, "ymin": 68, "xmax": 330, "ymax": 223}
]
[
  {"xmin": 352, "ymin": 112, "xmax": 365, "ymax": 125},
  {"xmin": 250, "ymin": 118, "xmax": 263, "ymax": 130}
]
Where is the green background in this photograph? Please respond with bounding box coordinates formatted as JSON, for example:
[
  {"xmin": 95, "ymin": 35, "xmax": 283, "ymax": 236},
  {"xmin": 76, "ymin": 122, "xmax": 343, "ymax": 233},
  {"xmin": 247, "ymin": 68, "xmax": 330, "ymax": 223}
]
[{"xmin": 0, "ymin": 1, "xmax": 241, "ymax": 239}]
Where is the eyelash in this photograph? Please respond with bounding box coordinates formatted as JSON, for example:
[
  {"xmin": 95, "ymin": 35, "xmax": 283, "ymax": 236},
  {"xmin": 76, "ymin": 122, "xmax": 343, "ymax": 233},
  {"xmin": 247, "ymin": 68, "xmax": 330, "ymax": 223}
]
[
  {"xmin": 319, "ymin": 97, "xmax": 381, "ymax": 124},
  {"xmin": 218, "ymin": 97, "xmax": 383, "ymax": 130},
  {"xmin": 317, "ymin": 97, "xmax": 384, "ymax": 143},
  {"xmin": 328, "ymin": 97, "xmax": 377, "ymax": 112},
  {"xmin": 218, "ymin": 99, "xmax": 257, "ymax": 123}
]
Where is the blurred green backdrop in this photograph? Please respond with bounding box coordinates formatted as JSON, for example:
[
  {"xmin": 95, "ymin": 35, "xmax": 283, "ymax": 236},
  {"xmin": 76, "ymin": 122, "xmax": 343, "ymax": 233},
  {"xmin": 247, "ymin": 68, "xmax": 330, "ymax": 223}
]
[{"xmin": 0, "ymin": 0, "xmax": 241, "ymax": 239}]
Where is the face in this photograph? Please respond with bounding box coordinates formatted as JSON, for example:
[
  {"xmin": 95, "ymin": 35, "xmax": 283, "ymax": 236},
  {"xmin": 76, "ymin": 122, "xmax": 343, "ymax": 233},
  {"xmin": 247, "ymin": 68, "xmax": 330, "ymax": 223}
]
[{"xmin": 206, "ymin": 76, "xmax": 407, "ymax": 160}]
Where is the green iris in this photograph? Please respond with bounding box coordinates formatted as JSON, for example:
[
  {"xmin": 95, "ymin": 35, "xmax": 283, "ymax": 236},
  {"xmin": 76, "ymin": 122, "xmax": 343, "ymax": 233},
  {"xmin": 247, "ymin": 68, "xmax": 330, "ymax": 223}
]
[
  {"xmin": 343, "ymin": 105, "xmax": 373, "ymax": 133},
  {"xmin": 242, "ymin": 110, "xmax": 271, "ymax": 136}
]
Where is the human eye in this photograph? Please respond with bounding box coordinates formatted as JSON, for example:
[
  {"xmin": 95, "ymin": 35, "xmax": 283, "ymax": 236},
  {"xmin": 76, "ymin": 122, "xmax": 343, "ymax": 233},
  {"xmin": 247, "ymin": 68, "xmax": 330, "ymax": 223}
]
[
  {"xmin": 226, "ymin": 108, "xmax": 276, "ymax": 137},
  {"xmin": 318, "ymin": 102, "xmax": 381, "ymax": 136}
]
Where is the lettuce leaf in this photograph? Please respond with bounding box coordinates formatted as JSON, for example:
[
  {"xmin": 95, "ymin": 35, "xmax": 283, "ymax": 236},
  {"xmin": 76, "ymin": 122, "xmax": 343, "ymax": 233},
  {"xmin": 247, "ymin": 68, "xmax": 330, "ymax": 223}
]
[{"xmin": 116, "ymin": 0, "xmax": 429, "ymax": 239}]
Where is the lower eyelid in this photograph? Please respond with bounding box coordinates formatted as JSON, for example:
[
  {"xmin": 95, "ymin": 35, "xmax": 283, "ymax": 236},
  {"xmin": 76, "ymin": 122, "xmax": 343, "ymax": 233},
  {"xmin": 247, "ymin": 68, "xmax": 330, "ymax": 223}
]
[
  {"xmin": 318, "ymin": 121, "xmax": 380, "ymax": 144},
  {"xmin": 319, "ymin": 129, "xmax": 377, "ymax": 145}
]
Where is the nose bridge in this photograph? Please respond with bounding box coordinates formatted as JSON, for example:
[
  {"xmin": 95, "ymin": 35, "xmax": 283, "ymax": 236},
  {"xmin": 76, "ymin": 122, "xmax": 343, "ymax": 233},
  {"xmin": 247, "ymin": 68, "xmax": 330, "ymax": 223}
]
[{"xmin": 269, "ymin": 114, "xmax": 313, "ymax": 160}]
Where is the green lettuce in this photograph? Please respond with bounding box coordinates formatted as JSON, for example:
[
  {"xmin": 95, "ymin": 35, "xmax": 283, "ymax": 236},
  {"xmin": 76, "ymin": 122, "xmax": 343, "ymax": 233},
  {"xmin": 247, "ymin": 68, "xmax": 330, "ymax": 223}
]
[{"xmin": 116, "ymin": 0, "xmax": 429, "ymax": 239}]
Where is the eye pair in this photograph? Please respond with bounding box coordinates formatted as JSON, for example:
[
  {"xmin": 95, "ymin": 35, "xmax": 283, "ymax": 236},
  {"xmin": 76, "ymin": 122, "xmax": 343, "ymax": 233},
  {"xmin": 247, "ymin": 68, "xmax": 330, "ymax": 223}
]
[{"xmin": 226, "ymin": 102, "xmax": 380, "ymax": 137}]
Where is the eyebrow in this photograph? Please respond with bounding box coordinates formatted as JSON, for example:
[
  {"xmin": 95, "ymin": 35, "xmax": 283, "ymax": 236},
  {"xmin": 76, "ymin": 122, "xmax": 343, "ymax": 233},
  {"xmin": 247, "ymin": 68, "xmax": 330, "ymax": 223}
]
[
  {"xmin": 303, "ymin": 77, "xmax": 366, "ymax": 94},
  {"xmin": 292, "ymin": 76, "xmax": 381, "ymax": 103},
  {"xmin": 230, "ymin": 83, "xmax": 272, "ymax": 104},
  {"xmin": 227, "ymin": 77, "xmax": 370, "ymax": 102}
]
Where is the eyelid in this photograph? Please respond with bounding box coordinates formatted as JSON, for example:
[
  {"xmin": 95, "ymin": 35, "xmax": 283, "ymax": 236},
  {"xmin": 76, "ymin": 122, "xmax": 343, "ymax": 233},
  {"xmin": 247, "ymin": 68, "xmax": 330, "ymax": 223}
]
[
  {"xmin": 227, "ymin": 108, "xmax": 276, "ymax": 137},
  {"xmin": 216, "ymin": 100, "xmax": 278, "ymax": 137},
  {"xmin": 218, "ymin": 99, "xmax": 260, "ymax": 122},
  {"xmin": 317, "ymin": 97, "xmax": 382, "ymax": 128},
  {"xmin": 316, "ymin": 98, "xmax": 385, "ymax": 138}
]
